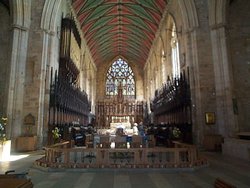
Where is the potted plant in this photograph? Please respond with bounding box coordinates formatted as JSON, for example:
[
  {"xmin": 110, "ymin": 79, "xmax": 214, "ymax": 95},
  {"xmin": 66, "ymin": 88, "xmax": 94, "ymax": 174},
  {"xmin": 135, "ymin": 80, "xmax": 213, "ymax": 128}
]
[
  {"xmin": 0, "ymin": 116, "xmax": 11, "ymax": 161},
  {"xmin": 16, "ymin": 114, "xmax": 37, "ymax": 152}
]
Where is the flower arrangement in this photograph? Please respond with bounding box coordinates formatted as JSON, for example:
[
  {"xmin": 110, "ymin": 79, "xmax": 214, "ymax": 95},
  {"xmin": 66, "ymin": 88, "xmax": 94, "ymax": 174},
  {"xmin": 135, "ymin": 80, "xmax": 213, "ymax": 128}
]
[
  {"xmin": 52, "ymin": 127, "xmax": 61, "ymax": 143},
  {"xmin": 0, "ymin": 117, "xmax": 8, "ymax": 143},
  {"xmin": 172, "ymin": 127, "xmax": 182, "ymax": 139}
]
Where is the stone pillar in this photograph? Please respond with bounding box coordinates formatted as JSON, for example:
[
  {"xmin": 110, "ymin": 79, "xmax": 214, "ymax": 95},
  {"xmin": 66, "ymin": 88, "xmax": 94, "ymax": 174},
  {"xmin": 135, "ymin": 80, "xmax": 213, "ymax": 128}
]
[
  {"xmin": 36, "ymin": 30, "xmax": 53, "ymax": 148},
  {"xmin": 7, "ymin": 0, "xmax": 31, "ymax": 139},
  {"xmin": 185, "ymin": 29, "xmax": 204, "ymax": 145},
  {"xmin": 24, "ymin": 0, "xmax": 62, "ymax": 148},
  {"xmin": 185, "ymin": 25, "xmax": 216, "ymax": 145},
  {"xmin": 210, "ymin": 26, "xmax": 237, "ymax": 137},
  {"xmin": 7, "ymin": 25, "xmax": 30, "ymax": 139},
  {"xmin": 208, "ymin": 0, "xmax": 237, "ymax": 137}
]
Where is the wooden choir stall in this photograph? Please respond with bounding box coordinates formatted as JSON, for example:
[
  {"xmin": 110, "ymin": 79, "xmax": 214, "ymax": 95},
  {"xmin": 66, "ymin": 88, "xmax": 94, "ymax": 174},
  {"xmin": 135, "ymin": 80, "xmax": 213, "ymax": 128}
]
[{"xmin": 48, "ymin": 17, "xmax": 90, "ymax": 145}]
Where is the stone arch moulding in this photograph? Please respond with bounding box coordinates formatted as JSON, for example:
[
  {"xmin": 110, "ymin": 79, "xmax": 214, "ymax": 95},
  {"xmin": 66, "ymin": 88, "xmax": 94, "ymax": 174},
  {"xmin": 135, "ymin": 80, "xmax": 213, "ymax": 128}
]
[
  {"xmin": 11, "ymin": 0, "xmax": 31, "ymax": 28},
  {"xmin": 208, "ymin": 0, "xmax": 227, "ymax": 27},
  {"xmin": 177, "ymin": 0, "xmax": 199, "ymax": 31},
  {"xmin": 41, "ymin": 0, "xmax": 62, "ymax": 32},
  {"xmin": 166, "ymin": 13, "xmax": 182, "ymax": 38}
]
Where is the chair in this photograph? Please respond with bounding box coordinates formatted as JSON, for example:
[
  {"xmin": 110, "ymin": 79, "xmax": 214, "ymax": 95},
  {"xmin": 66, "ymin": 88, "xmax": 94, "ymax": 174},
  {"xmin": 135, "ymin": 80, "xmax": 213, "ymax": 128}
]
[
  {"xmin": 100, "ymin": 136, "xmax": 110, "ymax": 148},
  {"xmin": 131, "ymin": 135, "xmax": 142, "ymax": 148},
  {"xmin": 115, "ymin": 136, "xmax": 126, "ymax": 148}
]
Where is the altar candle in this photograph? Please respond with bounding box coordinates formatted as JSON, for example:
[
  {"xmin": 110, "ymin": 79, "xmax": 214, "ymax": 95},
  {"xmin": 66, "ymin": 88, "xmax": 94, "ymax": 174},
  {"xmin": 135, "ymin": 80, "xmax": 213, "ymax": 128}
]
[
  {"xmin": 127, "ymin": 142, "xmax": 130, "ymax": 149},
  {"xmin": 110, "ymin": 142, "xmax": 115, "ymax": 149}
]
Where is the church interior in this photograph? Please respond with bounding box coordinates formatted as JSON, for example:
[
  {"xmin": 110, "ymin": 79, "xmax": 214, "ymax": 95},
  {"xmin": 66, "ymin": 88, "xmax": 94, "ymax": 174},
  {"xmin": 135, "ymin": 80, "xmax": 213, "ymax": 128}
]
[{"xmin": 0, "ymin": 0, "xmax": 250, "ymax": 187}]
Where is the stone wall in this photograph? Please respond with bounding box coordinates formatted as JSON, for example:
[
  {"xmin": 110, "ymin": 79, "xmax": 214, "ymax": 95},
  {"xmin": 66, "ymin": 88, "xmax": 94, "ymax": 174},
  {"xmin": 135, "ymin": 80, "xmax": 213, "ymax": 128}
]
[
  {"xmin": 228, "ymin": 0, "xmax": 250, "ymax": 132},
  {"xmin": 0, "ymin": 4, "xmax": 10, "ymax": 115}
]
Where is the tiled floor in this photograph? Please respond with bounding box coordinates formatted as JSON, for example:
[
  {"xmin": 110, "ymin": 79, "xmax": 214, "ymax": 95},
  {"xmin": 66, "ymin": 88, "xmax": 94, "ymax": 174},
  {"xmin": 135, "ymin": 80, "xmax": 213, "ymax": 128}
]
[{"xmin": 1, "ymin": 151, "xmax": 250, "ymax": 188}]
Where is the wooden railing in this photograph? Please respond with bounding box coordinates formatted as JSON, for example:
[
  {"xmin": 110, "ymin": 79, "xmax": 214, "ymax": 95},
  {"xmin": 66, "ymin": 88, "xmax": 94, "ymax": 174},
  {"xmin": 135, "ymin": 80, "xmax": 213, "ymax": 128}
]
[
  {"xmin": 44, "ymin": 141, "xmax": 70, "ymax": 163},
  {"xmin": 36, "ymin": 142, "xmax": 208, "ymax": 169}
]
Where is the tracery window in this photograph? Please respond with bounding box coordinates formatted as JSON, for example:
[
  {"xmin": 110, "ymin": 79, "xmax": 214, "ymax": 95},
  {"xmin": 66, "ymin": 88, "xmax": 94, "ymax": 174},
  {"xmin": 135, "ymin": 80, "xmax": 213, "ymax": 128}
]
[
  {"xmin": 106, "ymin": 58, "xmax": 135, "ymax": 96},
  {"xmin": 171, "ymin": 24, "xmax": 180, "ymax": 78}
]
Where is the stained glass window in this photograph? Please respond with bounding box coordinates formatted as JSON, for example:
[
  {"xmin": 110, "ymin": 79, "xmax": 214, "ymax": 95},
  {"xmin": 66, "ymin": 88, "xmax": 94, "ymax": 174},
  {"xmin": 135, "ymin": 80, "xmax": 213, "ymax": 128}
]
[{"xmin": 106, "ymin": 58, "xmax": 135, "ymax": 96}]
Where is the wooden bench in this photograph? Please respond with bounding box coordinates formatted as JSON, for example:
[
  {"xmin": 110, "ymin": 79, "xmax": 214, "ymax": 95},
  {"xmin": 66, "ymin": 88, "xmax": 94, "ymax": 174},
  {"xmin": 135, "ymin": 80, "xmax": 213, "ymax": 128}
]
[
  {"xmin": 214, "ymin": 178, "xmax": 236, "ymax": 188},
  {"xmin": 0, "ymin": 179, "xmax": 33, "ymax": 188},
  {"xmin": 0, "ymin": 171, "xmax": 33, "ymax": 188}
]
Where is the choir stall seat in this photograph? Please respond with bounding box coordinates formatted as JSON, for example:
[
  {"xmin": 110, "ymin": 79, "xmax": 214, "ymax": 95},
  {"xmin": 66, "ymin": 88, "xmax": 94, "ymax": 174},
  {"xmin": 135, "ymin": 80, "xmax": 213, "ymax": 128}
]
[
  {"xmin": 147, "ymin": 135, "xmax": 156, "ymax": 148},
  {"xmin": 99, "ymin": 136, "xmax": 110, "ymax": 148}
]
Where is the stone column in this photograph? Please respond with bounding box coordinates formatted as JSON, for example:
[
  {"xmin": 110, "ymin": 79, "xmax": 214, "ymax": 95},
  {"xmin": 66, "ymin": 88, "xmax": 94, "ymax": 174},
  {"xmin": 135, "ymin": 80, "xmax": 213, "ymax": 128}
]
[
  {"xmin": 7, "ymin": 0, "xmax": 31, "ymax": 139},
  {"xmin": 7, "ymin": 25, "xmax": 30, "ymax": 139},
  {"xmin": 208, "ymin": 0, "xmax": 237, "ymax": 137},
  {"xmin": 36, "ymin": 30, "xmax": 53, "ymax": 148},
  {"xmin": 26, "ymin": 0, "xmax": 62, "ymax": 147},
  {"xmin": 185, "ymin": 29, "xmax": 204, "ymax": 145},
  {"xmin": 210, "ymin": 26, "xmax": 237, "ymax": 137}
]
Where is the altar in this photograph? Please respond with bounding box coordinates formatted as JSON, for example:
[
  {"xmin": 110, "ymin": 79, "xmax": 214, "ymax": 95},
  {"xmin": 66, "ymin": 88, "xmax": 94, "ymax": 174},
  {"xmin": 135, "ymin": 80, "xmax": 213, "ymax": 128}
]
[
  {"xmin": 95, "ymin": 83, "xmax": 145, "ymax": 128},
  {"xmin": 96, "ymin": 122, "xmax": 133, "ymax": 136},
  {"xmin": 110, "ymin": 122, "xmax": 131, "ymax": 129}
]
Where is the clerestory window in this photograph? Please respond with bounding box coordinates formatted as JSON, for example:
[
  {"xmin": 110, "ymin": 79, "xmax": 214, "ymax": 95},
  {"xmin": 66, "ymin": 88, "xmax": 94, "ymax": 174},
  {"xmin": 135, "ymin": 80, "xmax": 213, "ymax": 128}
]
[{"xmin": 171, "ymin": 24, "xmax": 180, "ymax": 78}]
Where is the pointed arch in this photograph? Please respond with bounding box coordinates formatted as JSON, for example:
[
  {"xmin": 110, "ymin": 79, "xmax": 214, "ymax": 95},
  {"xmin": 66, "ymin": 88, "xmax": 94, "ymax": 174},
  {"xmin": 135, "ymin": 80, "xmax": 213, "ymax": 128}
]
[
  {"xmin": 11, "ymin": 0, "xmax": 31, "ymax": 28},
  {"xmin": 178, "ymin": 0, "xmax": 199, "ymax": 31},
  {"xmin": 41, "ymin": 0, "xmax": 62, "ymax": 32},
  {"xmin": 208, "ymin": 0, "xmax": 227, "ymax": 27}
]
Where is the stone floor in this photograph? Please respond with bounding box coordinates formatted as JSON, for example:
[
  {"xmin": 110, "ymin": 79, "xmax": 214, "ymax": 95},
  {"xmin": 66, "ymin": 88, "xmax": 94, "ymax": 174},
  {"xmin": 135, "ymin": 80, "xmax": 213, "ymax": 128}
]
[{"xmin": 0, "ymin": 150, "xmax": 250, "ymax": 188}]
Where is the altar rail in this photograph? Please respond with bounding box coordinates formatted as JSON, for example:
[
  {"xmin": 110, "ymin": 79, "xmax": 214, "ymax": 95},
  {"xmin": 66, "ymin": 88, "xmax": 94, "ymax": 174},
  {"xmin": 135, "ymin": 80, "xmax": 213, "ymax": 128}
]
[{"xmin": 35, "ymin": 142, "xmax": 207, "ymax": 169}]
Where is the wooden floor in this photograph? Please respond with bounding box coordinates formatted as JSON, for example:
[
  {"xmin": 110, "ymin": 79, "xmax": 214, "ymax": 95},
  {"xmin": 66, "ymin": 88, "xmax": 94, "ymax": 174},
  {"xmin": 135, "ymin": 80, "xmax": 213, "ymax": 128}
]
[{"xmin": 0, "ymin": 151, "xmax": 250, "ymax": 188}]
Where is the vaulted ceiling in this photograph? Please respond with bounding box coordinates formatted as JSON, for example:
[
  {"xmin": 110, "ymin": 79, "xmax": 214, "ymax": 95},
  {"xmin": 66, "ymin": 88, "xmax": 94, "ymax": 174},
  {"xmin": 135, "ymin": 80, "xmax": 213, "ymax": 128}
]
[{"xmin": 72, "ymin": 0, "xmax": 168, "ymax": 67}]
